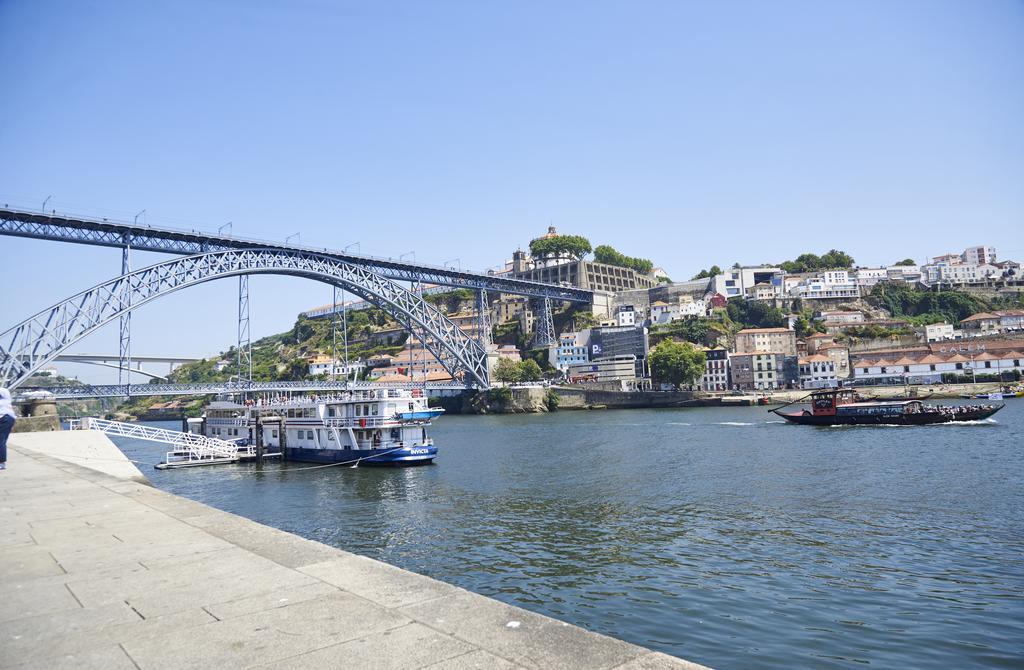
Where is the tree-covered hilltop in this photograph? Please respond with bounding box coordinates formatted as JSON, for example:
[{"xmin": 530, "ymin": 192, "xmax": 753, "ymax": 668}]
[
  {"xmin": 593, "ymin": 245, "xmax": 654, "ymax": 275},
  {"xmin": 778, "ymin": 250, "xmax": 855, "ymax": 273},
  {"xmin": 528, "ymin": 234, "xmax": 592, "ymax": 260}
]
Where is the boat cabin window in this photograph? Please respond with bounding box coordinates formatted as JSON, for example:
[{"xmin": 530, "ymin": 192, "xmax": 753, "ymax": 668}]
[
  {"xmin": 408, "ymin": 402, "xmax": 415, "ymax": 411},
  {"xmin": 327, "ymin": 407, "xmax": 335, "ymax": 417},
  {"xmin": 355, "ymin": 405, "xmax": 362, "ymax": 417},
  {"xmin": 371, "ymin": 405, "xmax": 378, "ymax": 416},
  {"xmin": 813, "ymin": 394, "xmax": 835, "ymax": 410}
]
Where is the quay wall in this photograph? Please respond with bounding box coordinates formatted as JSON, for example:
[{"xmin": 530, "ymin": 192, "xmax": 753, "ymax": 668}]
[
  {"xmin": 3, "ymin": 433, "xmax": 705, "ymax": 669},
  {"xmin": 553, "ymin": 387, "xmax": 698, "ymax": 410}
]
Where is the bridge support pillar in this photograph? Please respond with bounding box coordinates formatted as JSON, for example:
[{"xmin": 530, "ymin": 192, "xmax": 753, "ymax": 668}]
[
  {"xmin": 119, "ymin": 240, "xmax": 132, "ymax": 396},
  {"xmin": 476, "ymin": 289, "xmax": 492, "ymax": 348},
  {"xmin": 237, "ymin": 275, "xmax": 252, "ymax": 385},
  {"xmin": 533, "ymin": 297, "xmax": 556, "ymax": 349}
]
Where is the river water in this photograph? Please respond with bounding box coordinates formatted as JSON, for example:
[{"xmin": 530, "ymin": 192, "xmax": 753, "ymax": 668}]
[{"xmin": 122, "ymin": 402, "xmax": 1024, "ymax": 669}]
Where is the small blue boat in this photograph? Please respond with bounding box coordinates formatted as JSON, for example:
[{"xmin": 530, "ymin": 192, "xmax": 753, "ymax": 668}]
[{"xmin": 398, "ymin": 408, "xmax": 445, "ymax": 421}]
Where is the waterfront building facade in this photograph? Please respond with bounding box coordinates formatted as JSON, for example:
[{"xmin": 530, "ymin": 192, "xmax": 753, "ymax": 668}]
[
  {"xmin": 589, "ymin": 325, "xmax": 650, "ymax": 377},
  {"xmin": 701, "ymin": 347, "xmax": 730, "ymax": 391},
  {"xmin": 566, "ymin": 355, "xmax": 638, "ymax": 386},
  {"xmin": 798, "ymin": 355, "xmax": 838, "ymax": 389},
  {"xmin": 729, "ymin": 352, "xmax": 784, "ymax": 390},
  {"xmin": 552, "ymin": 332, "xmax": 589, "ymax": 371},
  {"xmin": 851, "ymin": 341, "xmax": 1024, "ymax": 384},
  {"xmin": 734, "ymin": 327, "xmax": 797, "ymax": 357}
]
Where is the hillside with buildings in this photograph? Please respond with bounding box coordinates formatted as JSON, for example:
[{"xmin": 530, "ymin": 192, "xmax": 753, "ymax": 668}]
[{"xmin": 114, "ymin": 234, "xmax": 1024, "ymax": 416}]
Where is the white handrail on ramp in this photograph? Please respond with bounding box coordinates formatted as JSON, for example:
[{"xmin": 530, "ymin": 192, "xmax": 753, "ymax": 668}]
[{"xmin": 69, "ymin": 417, "xmax": 251, "ymax": 467}]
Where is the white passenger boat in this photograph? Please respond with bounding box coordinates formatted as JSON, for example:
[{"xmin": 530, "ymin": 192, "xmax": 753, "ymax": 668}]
[{"xmin": 187, "ymin": 388, "xmax": 442, "ymax": 465}]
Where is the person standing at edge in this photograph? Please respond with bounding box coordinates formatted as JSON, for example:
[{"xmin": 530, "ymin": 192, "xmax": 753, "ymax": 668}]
[{"xmin": 0, "ymin": 387, "xmax": 16, "ymax": 470}]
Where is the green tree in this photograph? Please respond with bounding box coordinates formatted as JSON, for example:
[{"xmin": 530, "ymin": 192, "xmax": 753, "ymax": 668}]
[
  {"xmin": 691, "ymin": 265, "xmax": 722, "ymax": 280},
  {"xmin": 594, "ymin": 245, "xmax": 654, "ymax": 275},
  {"xmin": 519, "ymin": 359, "xmax": 543, "ymax": 381},
  {"xmin": 894, "ymin": 258, "xmax": 916, "ymax": 266},
  {"xmin": 493, "ymin": 358, "xmax": 523, "ymax": 383},
  {"xmin": 779, "ymin": 250, "xmax": 855, "ymax": 273},
  {"xmin": 648, "ymin": 340, "xmax": 706, "ymax": 390},
  {"xmin": 529, "ymin": 235, "xmax": 592, "ymax": 260},
  {"xmin": 726, "ymin": 297, "xmax": 786, "ymax": 329}
]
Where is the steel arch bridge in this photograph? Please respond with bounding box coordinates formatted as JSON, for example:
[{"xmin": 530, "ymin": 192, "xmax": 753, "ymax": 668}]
[{"xmin": 0, "ymin": 249, "xmax": 489, "ymax": 390}]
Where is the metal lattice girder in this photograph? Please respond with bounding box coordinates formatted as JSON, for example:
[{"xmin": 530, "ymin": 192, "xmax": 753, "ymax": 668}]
[
  {"xmin": 24, "ymin": 380, "xmax": 471, "ymax": 399},
  {"xmin": 0, "ymin": 207, "xmax": 592, "ymax": 303},
  {"xmin": 477, "ymin": 289, "xmax": 492, "ymax": 348},
  {"xmin": 0, "ymin": 249, "xmax": 489, "ymax": 390},
  {"xmin": 237, "ymin": 275, "xmax": 252, "ymax": 382},
  {"xmin": 533, "ymin": 297, "xmax": 556, "ymax": 348},
  {"xmin": 119, "ymin": 240, "xmax": 131, "ymax": 390}
]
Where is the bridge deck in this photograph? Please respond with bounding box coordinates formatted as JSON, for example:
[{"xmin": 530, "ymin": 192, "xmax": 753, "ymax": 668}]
[
  {"xmin": 2, "ymin": 436, "xmax": 703, "ymax": 670},
  {"xmin": 0, "ymin": 207, "xmax": 592, "ymax": 303}
]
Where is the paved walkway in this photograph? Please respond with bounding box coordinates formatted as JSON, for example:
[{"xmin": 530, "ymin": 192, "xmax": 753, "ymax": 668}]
[{"xmin": 0, "ymin": 444, "xmax": 707, "ymax": 670}]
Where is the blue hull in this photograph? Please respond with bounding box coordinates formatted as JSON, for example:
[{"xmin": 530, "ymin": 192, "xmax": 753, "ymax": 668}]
[{"xmin": 282, "ymin": 445, "xmax": 437, "ymax": 466}]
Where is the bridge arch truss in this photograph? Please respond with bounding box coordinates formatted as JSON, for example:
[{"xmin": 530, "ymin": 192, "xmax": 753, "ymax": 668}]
[{"xmin": 0, "ymin": 249, "xmax": 489, "ymax": 390}]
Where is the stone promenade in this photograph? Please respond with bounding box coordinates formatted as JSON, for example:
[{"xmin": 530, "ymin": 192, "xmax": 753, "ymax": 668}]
[{"xmin": 0, "ymin": 439, "xmax": 707, "ymax": 670}]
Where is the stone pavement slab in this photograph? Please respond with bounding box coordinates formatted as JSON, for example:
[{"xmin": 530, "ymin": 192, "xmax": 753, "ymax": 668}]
[{"xmin": 2, "ymin": 439, "xmax": 709, "ymax": 669}]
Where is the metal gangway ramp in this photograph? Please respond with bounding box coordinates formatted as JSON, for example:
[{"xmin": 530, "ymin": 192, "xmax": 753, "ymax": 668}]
[{"xmin": 69, "ymin": 417, "xmax": 255, "ymax": 469}]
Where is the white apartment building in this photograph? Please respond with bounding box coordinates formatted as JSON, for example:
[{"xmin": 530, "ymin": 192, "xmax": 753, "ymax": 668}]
[
  {"xmin": 798, "ymin": 355, "xmax": 838, "ymax": 389},
  {"xmin": 552, "ymin": 332, "xmax": 589, "ymax": 371},
  {"xmin": 307, "ymin": 355, "xmax": 366, "ymax": 378},
  {"xmin": 650, "ymin": 298, "xmax": 707, "ymax": 324},
  {"xmin": 701, "ymin": 348, "xmax": 730, "ymax": 391},
  {"xmin": 922, "ymin": 262, "xmax": 999, "ymax": 285},
  {"xmin": 853, "ymin": 268, "xmax": 889, "ymax": 286},
  {"xmin": 963, "ymin": 246, "xmax": 997, "ymax": 265},
  {"xmin": 790, "ymin": 278, "xmax": 860, "ymax": 300},
  {"xmin": 616, "ymin": 305, "xmax": 636, "ymax": 327},
  {"xmin": 710, "ymin": 266, "xmax": 782, "ymax": 298},
  {"xmin": 924, "ymin": 323, "xmax": 956, "ymax": 342}
]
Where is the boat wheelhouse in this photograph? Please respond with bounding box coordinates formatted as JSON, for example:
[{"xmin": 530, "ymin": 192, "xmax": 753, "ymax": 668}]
[
  {"xmin": 774, "ymin": 389, "xmax": 1002, "ymax": 426},
  {"xmin": 188, "ymin": 388, "xmax": 443, "ymax": 465}
]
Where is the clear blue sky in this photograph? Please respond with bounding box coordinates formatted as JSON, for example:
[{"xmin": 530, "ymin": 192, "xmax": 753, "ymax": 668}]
[{"xmin": 1, "ymin": 0, "xmax": 1022, "ymax": 382}]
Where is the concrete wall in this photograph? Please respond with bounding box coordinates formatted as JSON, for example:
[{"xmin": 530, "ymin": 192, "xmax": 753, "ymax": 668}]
[
  {"xmin": 554, "ymin": 387, "xmax": 695, "ymax": 409},
  {"xmin": 9, "ymin": 430, "xmax": 149, "ymax": 483}
]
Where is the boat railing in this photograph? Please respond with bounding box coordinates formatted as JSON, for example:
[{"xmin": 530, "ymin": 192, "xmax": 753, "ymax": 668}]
[
  {"xmin": 248, "ymin": 390, "xmax": 415, "ymax": 409},
  {"xmin": 206, "ymin": 418, "xmax": 249, "ymax": 426},
  {"xmin": 323, "ymin": 416, "xmax": 397, "ymax": 428}
]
